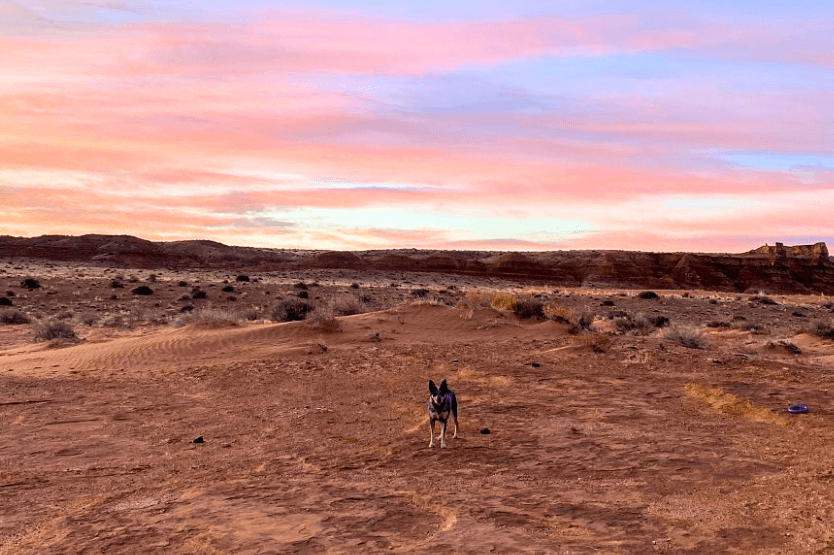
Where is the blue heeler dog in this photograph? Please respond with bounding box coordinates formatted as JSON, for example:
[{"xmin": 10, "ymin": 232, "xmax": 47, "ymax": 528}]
[{"xmin": 427, "ymin": 379, "xmax": 459, "ymax": 449}]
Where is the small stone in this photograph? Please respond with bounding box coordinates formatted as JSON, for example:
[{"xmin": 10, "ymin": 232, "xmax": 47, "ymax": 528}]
[
  {"xmin": 480, "ymin": 428, "xmax": 491, "ymax": 434},
  {"xmin": 192, "ymin": 436, "xmax": 204, "ymax": 444},
  {"xmin": 530, "ymin": 362, "xmax": 541, "ymax": 368}
]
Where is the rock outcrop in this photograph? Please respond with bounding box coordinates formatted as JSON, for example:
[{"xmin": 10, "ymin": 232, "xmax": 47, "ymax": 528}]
[{"xmin": 1, "ymin": 235, "xmax": 833, "ymax": 294}]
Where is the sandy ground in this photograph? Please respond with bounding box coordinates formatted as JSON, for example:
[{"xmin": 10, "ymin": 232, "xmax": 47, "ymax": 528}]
[{"xmin": 2, "ymin": 263, "xmax": 834, "ymax": 554}]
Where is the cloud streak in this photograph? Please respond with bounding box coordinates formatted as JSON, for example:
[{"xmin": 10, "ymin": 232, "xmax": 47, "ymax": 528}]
[{"xmin": 1, "ymin": 3, "xmax": 832, "ymax": 251}]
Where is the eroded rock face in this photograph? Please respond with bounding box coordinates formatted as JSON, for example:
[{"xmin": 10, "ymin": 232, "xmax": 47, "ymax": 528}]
[{"xmin": 1, "ymin": 235, "xmax": 832, "ymax": 294}]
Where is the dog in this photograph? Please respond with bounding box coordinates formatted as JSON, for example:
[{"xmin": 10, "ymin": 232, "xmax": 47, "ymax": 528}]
[{"xmin": 427, "ymin": 379, "xmax": 459, "ymax": 448}]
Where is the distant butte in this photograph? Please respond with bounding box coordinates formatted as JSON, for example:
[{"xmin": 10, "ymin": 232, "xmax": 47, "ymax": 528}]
[{"xmin": 1, "ymin": 234, "xmax": 832, "ymax": 294}]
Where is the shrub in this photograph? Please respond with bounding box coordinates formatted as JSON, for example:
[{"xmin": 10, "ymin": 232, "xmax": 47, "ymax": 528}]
[
  {"xmin": 178, "ymin": 294, "xmax": 192, "ymax": 302},
  {"xmin": 236, "ymin": 275, "xmax": 250, "ymax": 282},
  {"xmin": 0, "ymin": 297, "xmax": 12, "ymax": 306},
  {"xmin": 32, "ymin": 320, "xmax": 77, "ymax": 342},
  {"xmin": 464, "ymin": 291, "xmax": 491, "ymax": 308},
  {"xmin": 272, "ymin": 298, "xmax": 314, "ymax": 322},
  {"xmin": 613, "ymin": 314, "xmax": 655, "ymax": 335},
  {"xmin": 751, "ymin": 294, "xmax": 778, "ymax": 305},
  {"xmin": 706, "ymin": 320, "xmax": 732, "ymax": 329},
  {"xmin": 293, "ymin": 282, "xmax": 308, "ymax": 290},
  {"xmin": 601, "ymin": 299, "xmax": 615, "ymax": 306},
  {"xmin": 637, "ymin": 291, "xmax": 659, "ymax": 299},
  {"xmin": 78, "ymin": 311, "xmax": 98, "ymax": 326},
  {"xmin": 411, "ymin": 288, "xmax": 430, "ymax": 298},
  {"xmin": 335, "ymin": 299, "xmax": 362, "ymax": 316},
  {"xmin": 733, "ymin": 321, "xmax": 770, "ymax": 335},
  {"xmin": 513, "ymin": 297, "xmax": 544, "ymax": 319},
  {"xmin": 21, "ymin": 278, "xmax": 41, "ymax": 290},
  {"xmin": 191, "ymin": 288, "xmax": 207, "ymax": 300},
  {"xmin": 180, "ymin": 304, "xmax": 195, "ymax": 313},
  {"xmin": 297, "ymin": 290, "xmax": 309, "ymax": 299},
  {"xmin": 178, "ymin": 280, "xmax": 188, "ymax": 287},
  {"xmin": 664, "ymin": 325, "xmax": 708, "ymax": 349},
  {"xmin": 544, "ymin": 303, "xmax": 578, "ymax": 324},
  {"xmin": 358, "ymin": 293, "xmax": 372, "ymax": 303},
  {"xmin": 569, "ymin": 313, "xmax": 596, "ymax": 334},
  {"xmin": 110, "ymin": 279, "xmax": 125, "ymax": 288},
  {"xmin": 490, "ymin": 292, "xmax": 516, "ymax": 311},
  {"xmin": 1, "ymin": 309, "xmax": 30, "ymax": 325},
  {"xmin": 647, "ymin": 315, "xmax": 670, "ymax": 328},
  {"xmin": 132, "ymin": 286, "xmax": 154, "ymax": 296},
  {"xmin": 350, "ymin": 283, "xmax": 360, "ymax": 289},
  {"xmin": 5, "ymin": 290, "xmax": 14, "ymax": 297},
  {"xmin": 811, "ymin": 320, "xmax": 834, "ymax": 340},
  {"xmin": 148, "ymin": 274, "xmax": 157, "ymax": 282},
  {"xmin": 221, "ymin": 285, "xmax": 234, "ymax": 293},
  {"xmin": 308, "ymin": 308, "xmax": 341, "ymax": 333}
]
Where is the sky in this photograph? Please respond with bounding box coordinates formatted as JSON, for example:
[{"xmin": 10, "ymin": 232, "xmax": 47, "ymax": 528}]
[{"xmin": 1, "ymin": 0, "xmax": 833, "ymax": 252}]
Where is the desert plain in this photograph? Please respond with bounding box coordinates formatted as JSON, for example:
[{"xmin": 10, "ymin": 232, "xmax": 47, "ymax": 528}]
[{"xmin": 2, "ymin": 259, "xmax": 834, "ymax": 554}]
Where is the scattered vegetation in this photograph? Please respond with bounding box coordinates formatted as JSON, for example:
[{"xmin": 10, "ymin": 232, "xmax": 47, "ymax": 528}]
[
  {"xmin": 1, "ymin": 309, "xmax": 30, "ymax": 325},
  {"xmin": 32, "ymin": 320, "xmax": 78, "ymax": 342},
  {"xmin": 272, "ymin": 298, "xmax": 314, "ymax": 322},
  {"xmin": 21, "ymin": 278, "xmax": 41, "ymax": 290},
  {"xmin": 751, "ymin": 294, "xmax": 778, "ymax": 305},
  {"xmin": 810, "ymin": 320, "xmax": 834, "ymax": 340},
  {"xmin": 664, "ymin": 325, "xmax": 708, "ymax": 349},
  {"xmin": 308, "ymin": 308, "xmax": 341, "ymax": 333},
  {"xmin": 513, "ymin": 297, "xmax": 544, "ymax": 319}
]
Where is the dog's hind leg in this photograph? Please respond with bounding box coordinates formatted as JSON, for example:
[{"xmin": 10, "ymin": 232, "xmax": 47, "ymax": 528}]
[{"xmin": 429, "ymin": 419, "xmax": 436, "ymax": 448}]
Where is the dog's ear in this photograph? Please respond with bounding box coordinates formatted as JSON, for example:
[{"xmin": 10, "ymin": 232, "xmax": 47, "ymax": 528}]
[
  {"xmin": 428, "ymin": 379, "xmax": 437, "ymax": 395},
  {"xmin": 439, "ymin": 379, "xmax": 448, "ymax": 394}
]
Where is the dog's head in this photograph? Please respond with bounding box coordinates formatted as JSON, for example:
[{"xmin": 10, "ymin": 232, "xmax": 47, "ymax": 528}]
[{"xmin": 428, "ymin": 379, "xmax": 449, "ymax": 404}]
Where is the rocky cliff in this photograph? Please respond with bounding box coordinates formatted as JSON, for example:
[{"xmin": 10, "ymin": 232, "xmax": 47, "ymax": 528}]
[{"xmin": 2, "ymin": 234, "xmax": 833, "ymax": 294}]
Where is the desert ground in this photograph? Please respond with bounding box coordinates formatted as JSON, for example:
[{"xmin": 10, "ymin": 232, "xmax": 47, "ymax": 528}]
[{"xmin": 2, "ymin": 259, "xmax": 834, "ymax": 554}]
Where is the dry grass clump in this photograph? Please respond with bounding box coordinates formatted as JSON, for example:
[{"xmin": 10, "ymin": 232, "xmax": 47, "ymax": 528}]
[
  {"xmin": 766, "ymin": 339, "xmax": 802, "ymax": 355},
  {"xmin": 463, "ymin": 291, "xmax": 491, "ymax": 309},
  {"xmin": 1, "ymin": 309, "xmax": 30, "ymax": 325},
  {"xmin": 706, "ymin": 320, "xmax": 732, "ymax": 329},
  {"xmin": 272, "ymin": 298, "xmax": 314, "ymax": 322},
  {"xmin": 810, "ymin": 320, "xmax": 834, "ymax": 340},
  {"xmin": 490, "ymin": 292, "xmax": 516, "ymax": 311},
  {"xmin": 684, "ymin": 383, "xmax": 787, "ymax": 425},
  {"xmin": 32, "ymin": 320, "xmax": 77, "ymax": 342},
  {"xmin": 543, "ymin": 303, "xmax": 578, "ymax": 324},
  {"xmin": 613, "ymin": 313, "xmax": 657, "ymax": 335},
  {"xmin": 577, "ymin": 332, "xmax": 612, "ymax": 353},
  {"xmin": 308, "ymin": 308, "xmax": 341, "ymax": 333},
  {"xmin": 334, "ymin": 298, "xmax": 364, "ymax": 316},
  {"xmin": 664, "ymin": 325, "xmax": 708, "ymax": 349},
  {"xmin": 175, "ymin": 309, "xmax": 242, "ymax": 328}
]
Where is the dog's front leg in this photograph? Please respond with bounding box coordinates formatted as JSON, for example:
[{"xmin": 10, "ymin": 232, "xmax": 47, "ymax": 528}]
[
  {"xmin": 429, "ymin": 419, "xmax": 436, "ymax": 448},
  {"xmin": 440, "ymin": 419, "xmax": 448, "ymax": 449}
]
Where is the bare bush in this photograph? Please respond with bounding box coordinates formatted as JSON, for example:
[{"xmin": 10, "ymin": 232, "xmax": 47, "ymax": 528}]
[
  {"xmin": 1, "ymin": 309, "xmax": 30, "ymax": 325},
  {"xmin": 272, "ymin": 298, "xmax": 314, "ymax": 322},
  {"xmin": 810, "ymin": 320, "xmax": 834, "ymax": 340},
  {"xmin": 513, "ymin": 297, "xmax": 544, "ymax": 319},
  {"xmin": 308, "ymin": 308, "xmax": 341, "ymax": 333},
  {"xmin": 32, "ymin": 320, "xmax": 78, "ymax": 342},
  {"xmin": 664, "ymin": 325, "xmax": 708, "ymax": 349},
  {"xmin": 78, "ymin": 311, "xmax": 98, "ymax": 326}
]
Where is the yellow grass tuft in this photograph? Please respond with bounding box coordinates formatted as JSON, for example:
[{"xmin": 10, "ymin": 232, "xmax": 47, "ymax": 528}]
[
  {"xmin": 544, "ymin": 303, "xmax": 577, "ymax": 324},
  {"xmin": 684, "ymin": 383, "xmax": 788, "ymax": 425},
  {"xmin": 490, "ymin": 292, "xmax": 516, "ymax": 311}
]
